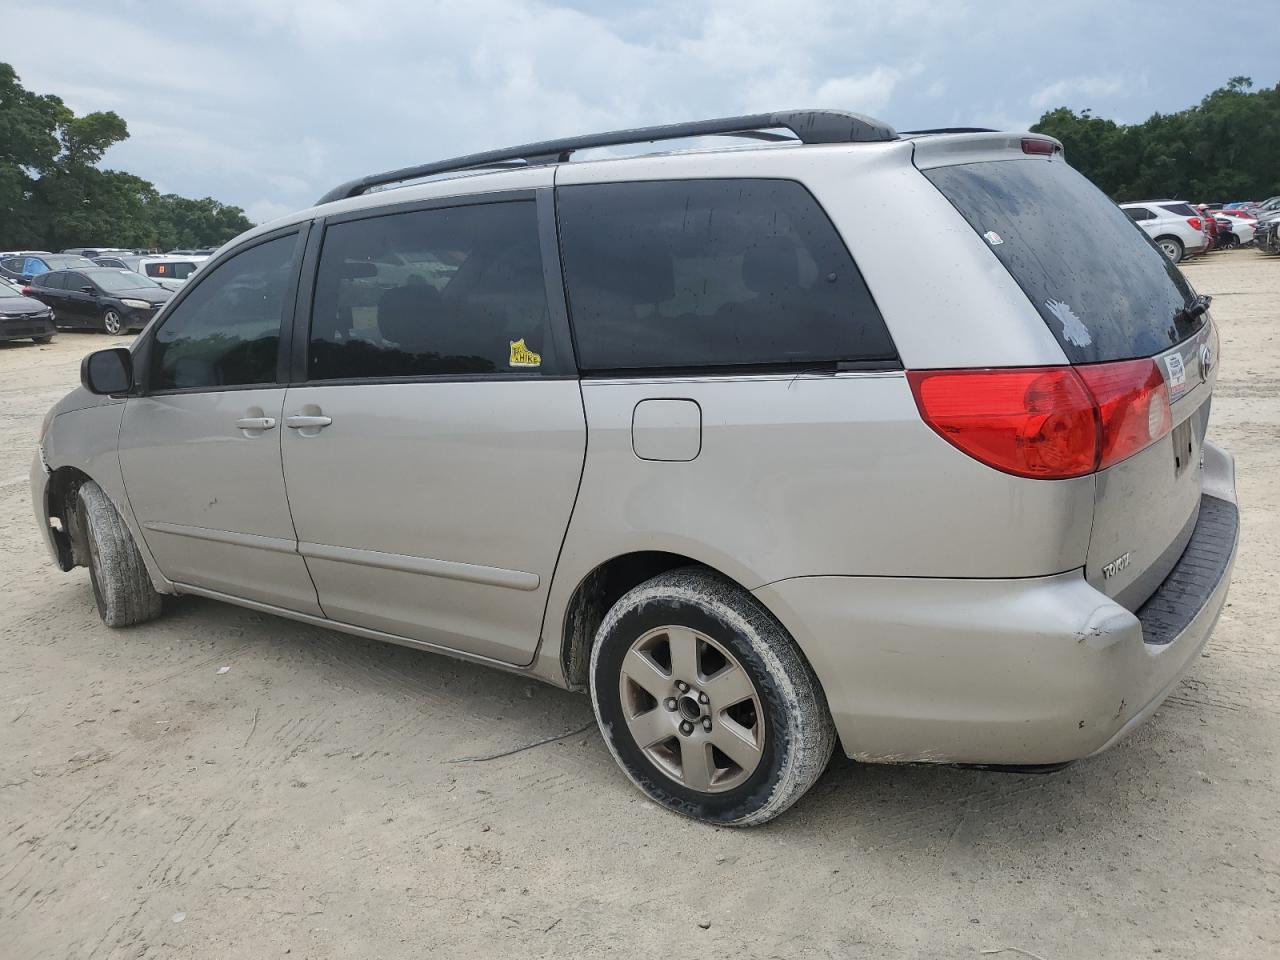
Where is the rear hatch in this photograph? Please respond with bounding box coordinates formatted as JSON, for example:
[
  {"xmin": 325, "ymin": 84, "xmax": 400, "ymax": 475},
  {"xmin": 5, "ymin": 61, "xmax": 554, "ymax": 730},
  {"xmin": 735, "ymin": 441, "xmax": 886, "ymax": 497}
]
[{"xmin": 918, "ymin": 141, "xmax": 1215, "ymax": 610}]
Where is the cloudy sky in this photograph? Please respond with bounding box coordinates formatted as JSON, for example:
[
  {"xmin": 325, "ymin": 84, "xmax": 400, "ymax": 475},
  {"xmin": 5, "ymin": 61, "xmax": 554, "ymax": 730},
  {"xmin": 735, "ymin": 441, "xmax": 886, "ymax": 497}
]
[{"xmin": 8, "ymin": 0, "xmax": 1278, "ymax": 224}]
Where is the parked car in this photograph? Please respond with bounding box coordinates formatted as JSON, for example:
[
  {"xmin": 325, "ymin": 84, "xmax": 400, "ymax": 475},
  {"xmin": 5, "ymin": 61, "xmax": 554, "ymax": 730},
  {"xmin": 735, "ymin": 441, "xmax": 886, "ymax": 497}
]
[
  {"xmin": 93, "ymin": 254, "xmax": 208, "ymax": 291},
  {"xmin": 0, "ymin": 252, "xmax": 98, "ymax": 284},
  {"xmin": 24, "ymin": 268, "xmax": 172, "ymax": 334},
  {"xmin": 63, "ymin": 247, "xmax": 134, "ymax": 259},
  {"xmin": 1216, "ymin": 209, "xmax": 1258, "ymax": 245},
  {"xmin": 1257, "ymin": 218, "xmax": 1280, "ymax": 254},
  {"xmin": 0, "ymin": 278, "xmax": 56, "ymax": 343},
  {"xmin": 1120, "ymin": 201, "xmax": 1210, "ymax": 262},
  {"xmin": 32, "ymin": 112, "xmax": 1238, "ymax": 826}
]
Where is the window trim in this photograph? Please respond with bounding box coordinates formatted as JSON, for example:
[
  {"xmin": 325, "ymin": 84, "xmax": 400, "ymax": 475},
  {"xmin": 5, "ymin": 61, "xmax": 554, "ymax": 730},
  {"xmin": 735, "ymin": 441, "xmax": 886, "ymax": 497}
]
[
  {"xmin": 289, "ymin": 186, "xmax": 578, "ymax": 386},
  {"xmin": 552, "ymin": 176, "xmax": 897, "ymax": 377},
  {"xmin": 135, "ymin": 223, "xmax": 309, "ymax": 397}
]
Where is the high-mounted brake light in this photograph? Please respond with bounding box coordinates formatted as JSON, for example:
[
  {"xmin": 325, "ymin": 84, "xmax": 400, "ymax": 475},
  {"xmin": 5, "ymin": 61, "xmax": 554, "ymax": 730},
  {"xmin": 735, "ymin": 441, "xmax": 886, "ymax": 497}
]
[
  {"xmin": 1021, "ymin": 138, "xmax": 1059, "ymax": 156},
  {"xmin": 908, "ymin": 359, "xmax": 1173, "ymax": 480}
]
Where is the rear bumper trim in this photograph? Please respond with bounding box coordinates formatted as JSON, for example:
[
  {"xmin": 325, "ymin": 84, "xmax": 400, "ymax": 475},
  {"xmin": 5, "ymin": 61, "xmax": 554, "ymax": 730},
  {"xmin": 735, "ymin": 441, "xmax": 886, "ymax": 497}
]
[{"xmin": 1137, "ymin": 495, "xmax": 1237, "ymax": 645}]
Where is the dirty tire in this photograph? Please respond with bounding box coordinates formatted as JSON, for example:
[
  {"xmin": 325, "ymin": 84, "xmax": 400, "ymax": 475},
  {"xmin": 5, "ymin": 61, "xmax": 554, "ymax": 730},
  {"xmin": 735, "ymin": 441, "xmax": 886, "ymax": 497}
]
[
  {"xmin": 589, "ymin": 567, "xmax": 835, "ymax": 826},
  {"xmin": 33, "ymin": 334, "xmax": 54, "ymax": 344},
  {"xmin": 1156, "ymin": 235, "xmax": 1184, "ymax": 263},
  {"xmin": 77, "ymin": 480, "xmax": 162, "ymax": 627}
]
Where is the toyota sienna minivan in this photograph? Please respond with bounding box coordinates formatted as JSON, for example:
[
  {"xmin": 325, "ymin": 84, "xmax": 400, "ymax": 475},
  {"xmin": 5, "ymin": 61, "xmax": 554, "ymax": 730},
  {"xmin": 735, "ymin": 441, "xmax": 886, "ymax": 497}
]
[{"xmin": 32, "ymin": 111, "xmax": 1239, "ymax": 825}]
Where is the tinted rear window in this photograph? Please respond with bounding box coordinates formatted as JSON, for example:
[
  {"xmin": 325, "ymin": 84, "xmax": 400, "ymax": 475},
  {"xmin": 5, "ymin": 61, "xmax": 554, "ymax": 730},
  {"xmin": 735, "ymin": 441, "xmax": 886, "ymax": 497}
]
[
  {"xmin": 557, "ymin": 179, "xmax": 895, "ymax": 371},
  {"xmin": 925, "ymin": 160, "xmax": 1201, "ymax": 363}
]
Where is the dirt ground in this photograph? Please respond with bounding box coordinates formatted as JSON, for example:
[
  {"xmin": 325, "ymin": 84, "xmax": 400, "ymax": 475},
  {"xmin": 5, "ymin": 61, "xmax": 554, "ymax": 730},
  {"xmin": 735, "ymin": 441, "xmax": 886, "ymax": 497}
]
[{"xmin": 1, "ymin": 249, "xmax": 1277, "ymax": 960}]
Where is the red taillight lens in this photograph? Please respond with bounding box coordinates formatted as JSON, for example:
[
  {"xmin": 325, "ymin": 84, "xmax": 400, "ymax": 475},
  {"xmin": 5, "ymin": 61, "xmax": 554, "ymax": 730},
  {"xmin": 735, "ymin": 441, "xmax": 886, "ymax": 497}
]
[
  {"xmin": 908, "ymin": 359, "xmax": 1174, "ymax": 479},
  {"xmin": 907, "ymin": 368, "xmax": 1098, "ymax": 479},
  {"xmin": 1188, "ymin": 217, "xmax": 1203, "ymax": 230},
  {"xmin": 1077, "ymin": 359, "xmax": 1172, "ymax": 469},
  {"xmin": 1021, "ymin": 138, "xmax": 1059, "ymax": 156},
  {"xmin": 21, "ymin": 286, "xmax": 34, "ymax": 295}
]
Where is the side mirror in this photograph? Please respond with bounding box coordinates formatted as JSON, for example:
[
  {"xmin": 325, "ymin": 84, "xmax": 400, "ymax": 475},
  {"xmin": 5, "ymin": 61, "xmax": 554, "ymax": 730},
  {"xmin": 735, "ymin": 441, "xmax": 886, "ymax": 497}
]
[
  {"xmin": 81, "ymin": 347, "xmax": 134, "ymax": 395},
  {"xmin": 81, "ymin": 285, "xmax": 97, "ymax": 294}
]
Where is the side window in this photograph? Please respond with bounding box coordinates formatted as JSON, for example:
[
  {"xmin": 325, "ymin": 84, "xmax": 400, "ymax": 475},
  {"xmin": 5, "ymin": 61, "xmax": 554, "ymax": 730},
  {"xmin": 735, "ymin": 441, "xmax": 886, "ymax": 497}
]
[
  {"xmin": 308, "ymin": 201, "xmax": 553, "ymax": 380},
  {"xmin": 1125, "ymin": 207, "xmax": 1155, "ymax": 221},
  {"xmin": 149, "ymin": 234, "xmax": 298, "ymax": 392},
  {"xmin": 557, "ymin": 179, "xmax": 895, "ymax": 371},
  {"xmin": 64, "ymin": 272, "xmax": 88, "ymax": 291},
  {"xmin": 24, "ymin": 257, "xmax": 50, "ymax": 276},
  {"xmin": 35, "ymin": 272, "xmax": 65, "ymax": 290}
]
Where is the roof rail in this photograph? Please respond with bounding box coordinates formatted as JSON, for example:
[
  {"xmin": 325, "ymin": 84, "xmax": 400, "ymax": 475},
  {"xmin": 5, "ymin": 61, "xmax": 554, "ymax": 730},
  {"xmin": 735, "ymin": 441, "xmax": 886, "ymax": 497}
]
[
  {"xmin": 315, "ymin": 109, "xmax": 897, "ymax": 204},
  {"xmin": 900, "ymin": 127, "xmax": 998, "ymax": 135}
]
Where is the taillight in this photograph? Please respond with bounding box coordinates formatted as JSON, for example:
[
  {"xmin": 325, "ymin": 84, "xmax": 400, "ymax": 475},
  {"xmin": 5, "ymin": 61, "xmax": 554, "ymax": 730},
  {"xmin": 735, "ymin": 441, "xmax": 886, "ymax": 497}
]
[
  {"xmin": 21, "ymin": 286, "xmax": 34, "ymax": 295},
  {"xmin": 1188, "ymin": 217, "xmax": 1203, "ymax": 230},
  {"xmin": 1076, "ymin": 359, "xmax": 1171, "ymax": 470},
  {"xmin": 1021, "ymin": 138, "xmax": 1059, "ymax": 156},
  {"xmin": 908, "ymin": 359, "xmax": 1173, "ymax": 480}
]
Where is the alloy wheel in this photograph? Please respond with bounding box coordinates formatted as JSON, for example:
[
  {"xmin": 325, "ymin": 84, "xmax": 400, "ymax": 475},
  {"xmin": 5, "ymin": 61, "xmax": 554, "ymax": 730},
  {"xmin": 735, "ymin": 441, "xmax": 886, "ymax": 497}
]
[
  {"xmin": 617, "ymin": 624, "xmax": 764, "ymax": 793},
  {"xmin": 102, "ymin": 310, "xmax": 123, "ymax": 335}
]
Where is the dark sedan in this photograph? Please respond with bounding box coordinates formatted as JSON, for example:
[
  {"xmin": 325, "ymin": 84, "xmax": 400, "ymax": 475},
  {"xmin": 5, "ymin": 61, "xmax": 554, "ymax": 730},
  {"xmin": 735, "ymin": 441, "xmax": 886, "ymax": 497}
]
[
  {"xmin": 24, "ymin": 268, "xmax": 172, "ymax": 335},
  {"xmin": 0, "ymin": 281, "xmax": 56, "ymax": 343}
]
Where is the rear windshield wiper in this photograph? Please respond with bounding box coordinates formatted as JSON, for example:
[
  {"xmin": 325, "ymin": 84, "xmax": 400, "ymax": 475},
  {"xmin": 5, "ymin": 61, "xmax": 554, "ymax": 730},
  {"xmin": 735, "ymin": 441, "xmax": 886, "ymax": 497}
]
[{"xmin": 1176, "ymin": 294, "xmax": 1213, "ymax": 324}]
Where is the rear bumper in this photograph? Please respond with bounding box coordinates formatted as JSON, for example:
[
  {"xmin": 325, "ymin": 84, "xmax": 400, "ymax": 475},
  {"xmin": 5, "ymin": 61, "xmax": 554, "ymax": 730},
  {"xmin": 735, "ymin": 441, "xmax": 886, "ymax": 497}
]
[{"xmin": 754, "ymin": 441, "xmax": 1239, "ymax": 765}]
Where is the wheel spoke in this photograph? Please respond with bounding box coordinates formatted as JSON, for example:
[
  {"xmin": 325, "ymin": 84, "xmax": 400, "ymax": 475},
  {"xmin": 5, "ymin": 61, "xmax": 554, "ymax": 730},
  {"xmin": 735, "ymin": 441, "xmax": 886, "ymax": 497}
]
[
  {"xmin": 626, "ymin": 706, "xmax": 675, "ymax": 749},
  {"xmin": 621, "ymin": 648, "xmax": 671, "ymax": 700},
  {"xmin": 666, "ymin": 627, "xmax": 701, "ymax": 684},
  {"xmin": 679, "ymin": 737, "xmax": 714, "ymax": 791},
  {"xmin": 701, "ymin": 663, "xmax": 755, "ymax": 710},
  {"xmin": 710, "ymin": 718, "xmax": 762, "ymax": 772}
]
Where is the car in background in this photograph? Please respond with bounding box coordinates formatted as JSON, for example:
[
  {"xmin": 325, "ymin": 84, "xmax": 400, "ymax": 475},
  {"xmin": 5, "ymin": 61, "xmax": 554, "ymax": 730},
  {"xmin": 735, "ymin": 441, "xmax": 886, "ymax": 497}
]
[
  {"xmin": 1216, "ymin": 210, "xmax": 1258, "ymax": 245},
  {"xmin": 63, "ymin": 247, "xmax": 134, "ymax": 260},
  {"xmin": 0, "ymin": 252, "xmax": 99, "ymax": 284},
  {"xmin": 23, "ymin": 268, "xmax": 172, "ymax": 334},
  {"xmin": 1257, "ymin": 218, "xmax": 1280, "ymax": 255},
  {"xmin": 0, "ymin": 278, "xmax": 56, "ymax": 343},
  {"xmin": 93, "ymin": 254, "xmax": 208, "ymax": 290},
  {"xmin": 1120, "ymin": 201, "xmax": 1209, "ymax": 262},
  {"xmin": 167, "ymin": 247, "xmax": 217, "ymax": 256}
]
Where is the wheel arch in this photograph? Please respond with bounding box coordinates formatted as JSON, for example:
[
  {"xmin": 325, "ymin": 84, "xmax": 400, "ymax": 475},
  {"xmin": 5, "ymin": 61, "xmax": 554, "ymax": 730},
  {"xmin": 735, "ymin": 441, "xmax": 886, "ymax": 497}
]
[
  {"xmin": 558, "ymin": 551, "xmax": 757, "ymax": 690},
  {"xmin": 45, "ymin": 465, "xmax": 96, "ymax": 570}
]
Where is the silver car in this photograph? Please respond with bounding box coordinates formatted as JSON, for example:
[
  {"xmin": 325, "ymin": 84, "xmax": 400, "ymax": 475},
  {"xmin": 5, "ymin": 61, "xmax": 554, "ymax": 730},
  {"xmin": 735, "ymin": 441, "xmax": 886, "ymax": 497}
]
[{"xmin": 32, "ymin": 111, "xmax": 1240, "ymax": 826}]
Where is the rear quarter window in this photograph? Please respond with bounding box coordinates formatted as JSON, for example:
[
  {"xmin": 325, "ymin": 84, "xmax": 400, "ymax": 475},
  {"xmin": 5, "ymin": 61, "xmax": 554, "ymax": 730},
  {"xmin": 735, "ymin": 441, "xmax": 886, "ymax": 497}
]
[
  {"xmin": 557, "ymin": 178, "xmax": 896, "ymax": 371},
  {"xmin": 925, "ymin": 159, "xmax": 1201, "ymax": 363}
]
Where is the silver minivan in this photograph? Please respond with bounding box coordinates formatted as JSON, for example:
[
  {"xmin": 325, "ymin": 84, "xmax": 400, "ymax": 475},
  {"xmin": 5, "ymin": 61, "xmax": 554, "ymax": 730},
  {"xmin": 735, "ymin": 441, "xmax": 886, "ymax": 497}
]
[{"xmin": 32, "ymin": 111, "xmax": 1239, "ymax": 825}]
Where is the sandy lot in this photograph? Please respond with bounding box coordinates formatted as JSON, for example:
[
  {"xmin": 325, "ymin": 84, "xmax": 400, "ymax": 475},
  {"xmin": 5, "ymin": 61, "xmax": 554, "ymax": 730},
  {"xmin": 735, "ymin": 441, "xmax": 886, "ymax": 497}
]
[{"xmin": 2, "ymin": 250, "xmax": 1277, "ymax": 959}]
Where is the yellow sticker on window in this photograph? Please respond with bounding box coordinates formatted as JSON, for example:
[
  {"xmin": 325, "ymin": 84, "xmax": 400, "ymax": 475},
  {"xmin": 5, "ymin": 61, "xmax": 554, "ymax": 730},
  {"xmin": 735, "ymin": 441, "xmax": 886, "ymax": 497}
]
[{"xmin": 509, "ymin": 338, "xmax": 541, "ymax": 368}]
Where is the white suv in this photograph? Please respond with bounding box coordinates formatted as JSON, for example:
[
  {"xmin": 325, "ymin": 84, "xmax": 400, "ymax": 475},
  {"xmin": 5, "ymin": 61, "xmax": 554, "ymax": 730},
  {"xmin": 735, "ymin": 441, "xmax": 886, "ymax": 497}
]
[{"xmin": 1120, "ymin": 201, "xmax": 1210, "ymax": 262}]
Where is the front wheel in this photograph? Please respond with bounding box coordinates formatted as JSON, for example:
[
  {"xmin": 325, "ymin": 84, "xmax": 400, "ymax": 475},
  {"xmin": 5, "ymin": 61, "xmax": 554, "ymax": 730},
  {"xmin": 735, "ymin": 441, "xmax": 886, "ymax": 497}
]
[
  {"xmin": 1156, "ymin": 236, "xmax": 1184, "ymax": 263},
  {"xmin": 77, "ymin": 480, "xmax": 163, "ymax": 627},
  {"xmin": 590, "ymin": 567, "xmax": 835, "ymax": 826},
  {"xmin": 33, "ymin": 334, "xmax": 54, "ymax": 344},
  {"xmin": 101, "ymin": 309, "xmax": 126, "ymax": 335}
]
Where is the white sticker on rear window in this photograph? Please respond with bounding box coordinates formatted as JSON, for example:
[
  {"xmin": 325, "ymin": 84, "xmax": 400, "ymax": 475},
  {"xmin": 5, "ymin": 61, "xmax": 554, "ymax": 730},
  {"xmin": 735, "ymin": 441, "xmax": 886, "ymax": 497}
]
[
  {"xmin": 1044, "ymin": 299, "xmax": 1092, "ymax": 348},
  {"xmin": 1165, "ymin": 352, "xmax": 1186, "ymax": 396},
  {"xmin": 983, "ymin": 230, "xmax": 1004, "ymax": 245}
]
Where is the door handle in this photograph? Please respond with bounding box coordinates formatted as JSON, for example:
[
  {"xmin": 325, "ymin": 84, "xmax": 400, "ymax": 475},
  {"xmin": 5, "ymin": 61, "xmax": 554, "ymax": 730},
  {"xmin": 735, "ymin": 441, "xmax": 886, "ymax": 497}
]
[
  {"xmin": 235, "ymin": 416, "xmax": 277, "ymax": 431},
  {"xmin": 285, "ymin": 415, "xmax": 333, "ymax": 429}
]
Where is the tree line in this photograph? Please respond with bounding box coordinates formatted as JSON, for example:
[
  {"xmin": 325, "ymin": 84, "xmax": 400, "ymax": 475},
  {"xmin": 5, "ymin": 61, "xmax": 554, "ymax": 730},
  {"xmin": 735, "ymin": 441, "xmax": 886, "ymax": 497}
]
[
  {"xmin": 1031, "ymin": 77, "xmax": 1280, "ymax": 203},
  {"xmin": 0, "ymin": 63, "xmax": 253, "ymax": 252}
]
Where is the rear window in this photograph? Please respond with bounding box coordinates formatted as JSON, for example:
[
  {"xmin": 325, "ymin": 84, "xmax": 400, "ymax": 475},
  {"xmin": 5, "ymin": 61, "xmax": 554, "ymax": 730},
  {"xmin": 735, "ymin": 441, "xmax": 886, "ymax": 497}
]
[
  {"xmin": 557, "ymin": 179, "xmax": 895, "ymax": 371},
  {"xmin": 925, "ymin": 160, "xmax": 1201, "ymax": 363}
]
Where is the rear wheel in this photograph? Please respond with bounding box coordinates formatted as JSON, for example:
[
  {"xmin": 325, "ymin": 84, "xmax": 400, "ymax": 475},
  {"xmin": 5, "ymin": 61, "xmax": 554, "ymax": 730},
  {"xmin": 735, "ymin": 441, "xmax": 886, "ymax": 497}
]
[
  {"xmin": 589, "ymin": 567, "xmax": 835, "ymax": 826},
  {"xmin": 76, "ymin": 480, "xmax": 162, "ymax": 627},
  {"xmin": 1156, "ymin": 236, "xmax": 1184, "ymax": 263},
  {"xmin": 33, "ymin": 334, "xmax": 53, "ymax": 344},
  {"xmin": 101, "ymin": 309, "xmax": 125, "ymax": 335}
]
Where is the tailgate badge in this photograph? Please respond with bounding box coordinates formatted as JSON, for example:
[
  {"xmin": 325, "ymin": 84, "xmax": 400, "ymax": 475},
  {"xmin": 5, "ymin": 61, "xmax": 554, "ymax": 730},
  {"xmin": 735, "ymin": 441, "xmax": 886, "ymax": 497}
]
[
  {"xmin": 1199, "ymin": 342, "xmax": 1214, "ymax": 380},
  {"xmin": 1101, "ymin": 552, "xmax": 1132, "ymax": 580}
]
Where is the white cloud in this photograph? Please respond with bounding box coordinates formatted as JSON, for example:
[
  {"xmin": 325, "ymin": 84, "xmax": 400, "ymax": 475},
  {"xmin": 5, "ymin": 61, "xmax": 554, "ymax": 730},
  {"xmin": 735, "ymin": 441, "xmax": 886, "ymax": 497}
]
[{"xmin": 1029, "ymin": 74, "xmax": 1143, "ymax": 110}]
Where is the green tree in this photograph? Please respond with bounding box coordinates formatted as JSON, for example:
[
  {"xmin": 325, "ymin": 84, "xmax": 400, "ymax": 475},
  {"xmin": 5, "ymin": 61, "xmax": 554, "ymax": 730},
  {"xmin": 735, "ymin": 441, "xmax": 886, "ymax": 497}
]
[
  {"xmin": 0, "ymin": 62, "xmax": 254, "ymax": 251},
  {"xmin": 1033, "ymin": 78, "xmax": 1280, "ymax": 202}
]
